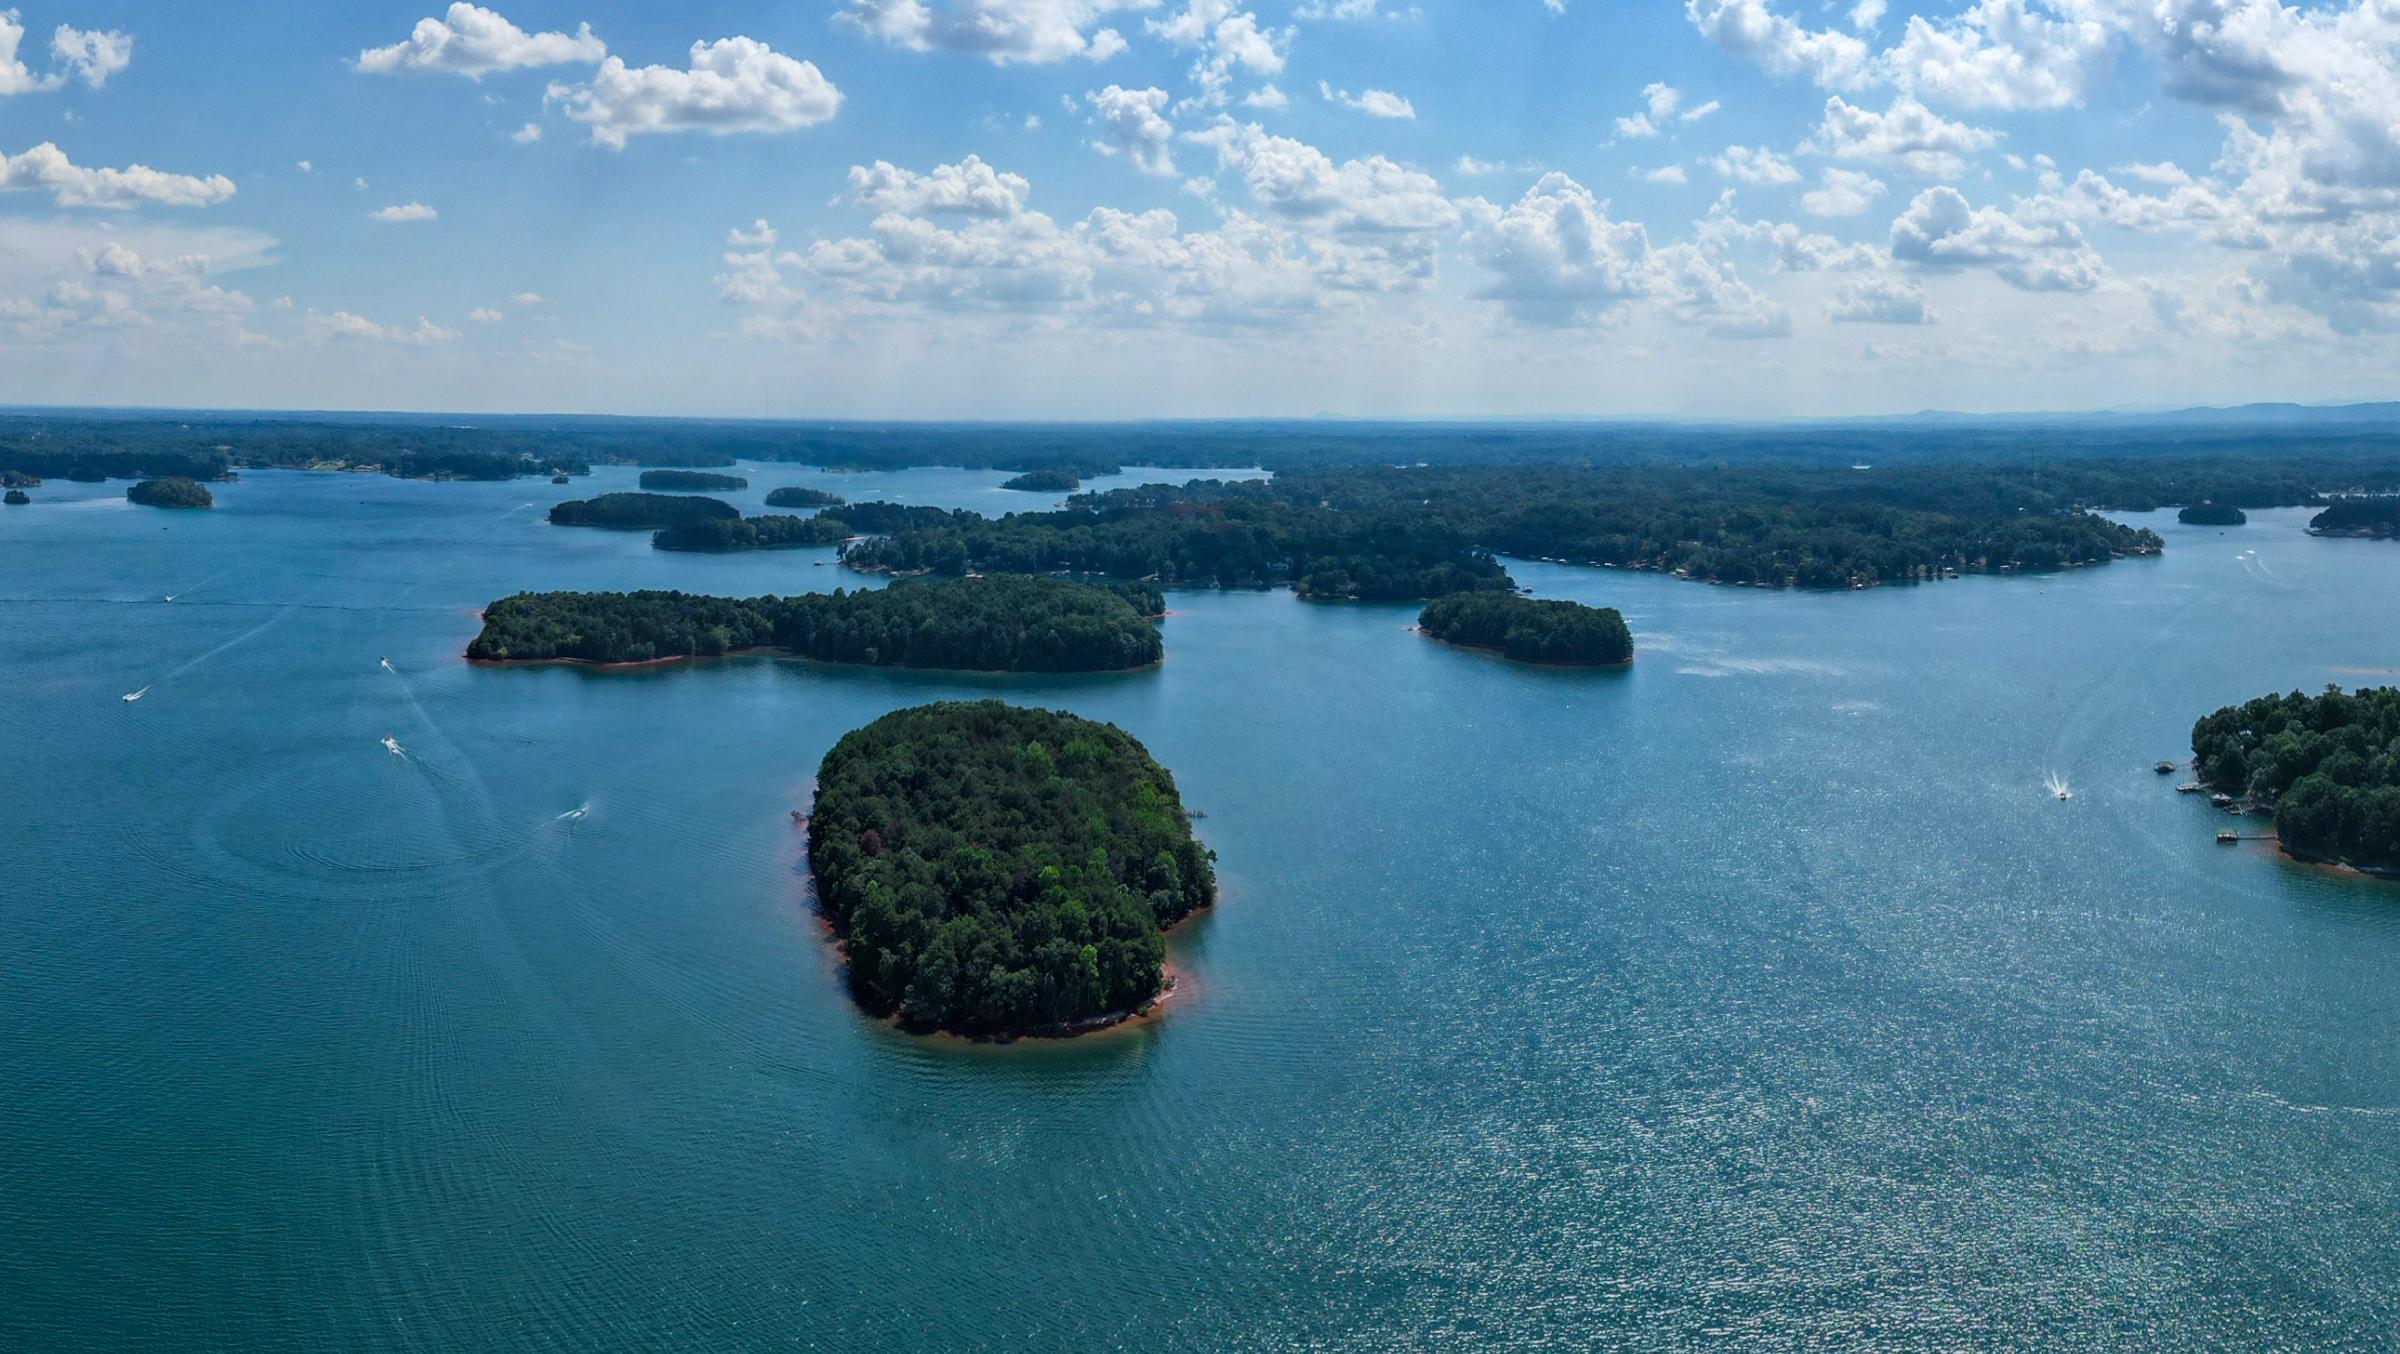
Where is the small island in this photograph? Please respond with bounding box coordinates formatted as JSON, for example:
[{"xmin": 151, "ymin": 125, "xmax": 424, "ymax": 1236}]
[
  {"xmin": 4, "ymin": 488, "xmax": 29, "ymax": 506},
  {"xmin": 549, "ymin": 492, "xmax": 737, "ymax": 529},
  {"xmin": 1417, "ymin": 593, "xmax": 1634, "ymax": 665},
  {"xmin": 2192, "ymin": 686, "xmax": 2400, "ymax": 874},
  {"xmin": 1002, "ymin": 469, "xmax": 1082, "ymax": 492},
  {"xmin": 639, "ymin": 469, "xmax": 748, "ymax": 492},
  {"xmin": 808, "ymin": 701, "xmax": 1216, "ymax": 1035},
  {"xmin": 468, "ymin": 576, "xmax": 1165, "ymax": 671},
  {"xmin": 652, "ymin": 513, "xmax": 852, "ymax": 552},
  {"xmin": 126, "ymin": 477, "xmax": 214, "ymax": 509},
  {"xmin": 2309, "ymin": 498, "xmax": 2400, "ymax": 538},
  {"xmin": 765, "ymin": 486, "xmax": 845, "ymax": 509},
  {"xmin": 2178, "ymin": 502, "xmax": 2247, "ymax": 526}
]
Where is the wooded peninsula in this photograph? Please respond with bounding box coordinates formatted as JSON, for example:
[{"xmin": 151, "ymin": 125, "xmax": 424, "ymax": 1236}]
[
  {"xmin": 468, "ymin": 576, "xmax": 1165, "ymax": 672},
  {"xmin": 807, "ymin": 701, "xmax": 1215, "ymax": 1035},
  {"xmin": 2310, "ymin": 498, "xmax": 2400, "ymax": 537},
  {"xmin": 2193, "ymin": 686, "xmax": 2400, "ymax": 874},
  {"xmin": 1418, "ymin": 593, "xmax": 1634, "ymax": 665}
]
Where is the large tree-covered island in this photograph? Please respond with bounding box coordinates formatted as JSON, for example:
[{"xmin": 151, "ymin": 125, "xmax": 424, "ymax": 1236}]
[
  {"xmin": 1418, "ymin": 593, "xmax": 1634, "ymax": 665},
  {"xmin": 2310, "ymin": 498, "xmax": 2400, "ymax": 538},
  {"xmin": 1001, "ymin": 469, "xmax": 1082, "ymax": 492},
  {"xmin": 808, "ymin": 701, "xmax": 1216, "ymax": 1036},
  {"xmin": 2178, "ymin": 502, "xmax": 2247, "ymax": 526},
  {"xmin": 549, "ymin": 492, "xmax": 736, "ymax": 529},
  {"xmin": 126, "ymin": 477, "xmax": 214, "ymax": 509},
  {"xmin": 652, "ymin": 514, "xmax": 854, "ymax": 551},
  {"xmin": 2192, "ymin": 687, "xmax": 2400, "ymax": 874},
  {"xmin": 468, "ymin": 576, "xmax": 1164, "ymax": 672}
]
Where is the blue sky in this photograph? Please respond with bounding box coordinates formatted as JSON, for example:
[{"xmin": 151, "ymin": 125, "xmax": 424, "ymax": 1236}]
[{"xmin": 1, "ymin": 1, "xmax": 2395, "ymax": 418}]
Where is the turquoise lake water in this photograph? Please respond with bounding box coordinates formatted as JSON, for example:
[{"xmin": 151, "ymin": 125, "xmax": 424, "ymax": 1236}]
[{"xmin": 5, "ymin": 468, "xmax": 2400, "ymax": 1350}]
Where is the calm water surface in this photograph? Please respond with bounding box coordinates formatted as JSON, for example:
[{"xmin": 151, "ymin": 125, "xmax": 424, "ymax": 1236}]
[{"xmin": 4, "ymin": 470, "xmax": 2399, "ymax": 1350}]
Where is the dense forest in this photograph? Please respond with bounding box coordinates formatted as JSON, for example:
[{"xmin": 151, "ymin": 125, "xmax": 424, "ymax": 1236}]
[
  {"xmin": 469, "ymin": 577, "xmax": 1164, "ymax": 671},
  {"xmin": 651, "ymin": 514, "xmax": 854, "ymax": 552},
  {"xmin": 549, "ymin": 493, "xmax": 737, "ymax": 529},
  {"xmin": 1419, "ymin": 593, "xmax": 1634, "ymax": 664},
  {"xmin": 842, "ymin": 497, "xmax": 1514, "ymax": 600},
  {"xmin": 2310, "ymin": 498, "xmax": 2400, "ymax": 537},
  {"xmin": 126, "ymin": 477, "xmax": 213, "ymax": 508},
  {"xmin": 808, "ymin": 701, "xmax": 1215, "ymax": 1033},
  {"xmin": 765, "ymin": 486, "xmax": 845, "ymax": 508},
  {"xmin": 2193, "ymin": 687, "xmax": 2400, "ymax": 872},
  {"xmin": 639, "ymin": 470, "xmax": 748, "ymax": 492},
  {"xmin": 1002, "ymin": 470, "xmax": 1082, "ymax": 492},
  {"xmin": 5, "ymin": 489, "xmax": 29, "ymax": 505},
  {"xmin": 2177, "ymin": 502, "xmax": 2247, "ymax": 525}
]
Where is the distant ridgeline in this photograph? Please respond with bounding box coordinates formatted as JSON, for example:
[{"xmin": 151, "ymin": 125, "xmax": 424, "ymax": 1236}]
[
  {"xmin": 548, "ymin": 493, "xmax": 737, "ymax": 529},
  {"xmin": 126, "ymin": 477, "xmax": 213, "ymax": 509},
  {"xmin": 468, "ymin": 576, "xmax": 1166, "ymax": 671},
  {"xmin": 2310, "ymin": 498, "xmax": 2400, "ymax": 538},
  {"xmin": 2177, "ymin": 502, "xmax": 2247, "ymax": 525},
  {"xmin": 2193, "ymin": 687, "xmax": 2400, "ymax": 873},
  {"xmin": 639, "ymin": 469, "xmax": 748, "ymax": 492},
  {"xmin": 1419, "ymin": 594, "xmax": 1633, "ymax": 665},
  {"xmin": 808, "ymin": 701, "xmax": 1215, "ymax": 1035}
]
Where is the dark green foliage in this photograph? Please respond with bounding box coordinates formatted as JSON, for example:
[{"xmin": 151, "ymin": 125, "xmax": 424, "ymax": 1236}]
[
  {"xmin": 1069, "ymin": 467, "xmax": 2168, "ymax": 590},
  {"xmin": 2178, "ymin": 502, "xmax": 2247, "ymax": 525},
  {"xmin": 651, "ymin": 514, "xmax": 853, "ymax": 552},
  {"xmin": 842, "ymin": 496, "xmax": 1513, "ymax": 601},
  {"xmin": 1002, "ymin": 469, "xmax": 1082, "ymax": 492},
  {"xmin": 468, "ymin": 576, "xmax": 1162, "ymax": 671},
  {"xmin": 825, "ymin": 501, "xmax": 974, "ymax": 534},
  {"xmin": 639, "ymin": 469, "xmax": 748, "ymax": 492},
  {"xmin": 2193, "ymin": 687, "xmax": 2400, "ymax": 871},
  {"xmin": 2310, "ymin": 498, "xmax": 2400, "ymax": 537},
  {"xmin": 548, "ymin": 493, "xmax": 737, "ymax": 529},
  {"xmin": 126, "ymin": 477, "xmax": 213, "ymax": 509},
  {"xmin": 3, "ymin": 489, "xmax": 28, "ymax": 505},
  {"xmin": 1419, "ymin": 593, "xmax": 1633, "ymax": 664},
  {"xmin": 809, "ymin": 701, "xmax": 1215, "ymax": 1032},
  {"xmin": 0, "ymin": 470, "xmax": 37, "ymax": 487},
  {"xmin": 765, "ymin": 486, "xmax": 846, "ymax": 509}
]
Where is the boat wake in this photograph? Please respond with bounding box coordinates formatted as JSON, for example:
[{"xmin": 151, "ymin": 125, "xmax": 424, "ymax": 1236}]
[
  {"xmin": 2043, "ymin": 771, "xmax": 2073, "ymax": 801},
  {"xmin": 554, "ymin": 802, "xmax": 590, "ymax": 822},
  {"xmin": 121, "ymin": 685, "xmax": 149, "ymax": 703},
  {"xmin": 381, "ymin": 734, "xmax": 408, "ymax": 758}
]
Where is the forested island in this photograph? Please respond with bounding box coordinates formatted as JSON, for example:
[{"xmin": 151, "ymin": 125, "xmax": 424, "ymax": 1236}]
[
  {"xmin": 765, "ymin": 486, "xmax": 845, "ymax": 509},
  {"xmin": 2193, "ymin": 687, "xmax": 2400, "ymax": 874},
  {"xmin": 2178, "ymin": 502, "xmax": 2247, "ymax": 526},
  {"xmin": 469, "ymin": 576, "xmax": 1164, "ymax": 671},
  {"xmin": 2309, "ymin": 498, "xmax": 2400, "ymax": 538},
  {"xmin": 126, "ymin": 477, "xmax": 213, "ymax": 509},
  {"xmin": 4, "ymin": 489, "xmax": 28, "ymax": 506},
  {"xmin": 549, "ymin": 493, "xmax": 737, "ymax": 529},
  {"xmin": 639, "ymin": 469, "xmax": 748, "ymax": 492},
  {"xmin": 1418, "ymin": 593, "xmax": 1634, "ymax": 665},
  {"xmin": 1002, "ymin": 470, "xmax": 1082, "ymax": 492},
  {"xmin": 808, "ymin": 701, "xmax": 1216, "ymax": 1035},
  {"xmin": 652, "ymin": 514, "xmax": 853, "ymax": 552}
]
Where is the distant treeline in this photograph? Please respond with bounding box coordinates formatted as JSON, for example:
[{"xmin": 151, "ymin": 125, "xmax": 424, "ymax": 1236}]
[
  {"xmin": 549, "ymin": 493, "xmax": 737, "ymax": 529},
  {"xmin": 836, "ymin": 462, "xmax": 2189, "ymax": 597},
  {"xmin": 639, "ymin": 470, "xmax": 748, "ymax": 492},
  {"xmin": 2194, "ymin": 687, "xmax": 2400, "ymax": 872},
  {"xmin": 809, "ymin": 701, "xmax": 1214, "ymax": 1033},
  {"xmin": 469, "ymin": 576, "xmax": 1164, "ymax": 672},
  {"xmin": 1419, "ymin": 593, "xmax": 1633, "ymax": 664},
  {"xmin": 2310, "ymin": 498, "xmax": 2400, "ymax": 537}
]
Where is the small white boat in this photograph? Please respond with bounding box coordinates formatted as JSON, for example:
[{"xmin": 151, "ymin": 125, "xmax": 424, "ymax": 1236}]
[
  {"xmin": 2044, "ymin": 772, "xmax": 2073, "ymax": 801},
  {"xmin": 380, "ymin": 734, "xmax": 404, "ymax": 756},
  {"xmin": 121, "ymin": 686, "xmax": 149, "ymax": 703}
]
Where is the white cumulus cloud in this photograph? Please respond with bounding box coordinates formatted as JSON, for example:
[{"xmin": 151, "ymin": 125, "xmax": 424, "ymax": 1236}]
[
  {"xmin": 357, "ymin": 4, "xmax": 605, "ymax": 77},
  {"xmin": 547, "ymin": 37, "xmax": 841, "ymax": 149},
  {"xmin": 0, "ymin": 142, "xmax": 235, "ymax": 208}
]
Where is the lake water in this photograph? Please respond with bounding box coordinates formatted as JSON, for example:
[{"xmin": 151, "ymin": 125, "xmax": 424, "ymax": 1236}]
[{"xmin": 5, "ymin": 470, "xmax": 2400, "ymax": 1350}]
